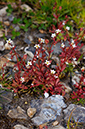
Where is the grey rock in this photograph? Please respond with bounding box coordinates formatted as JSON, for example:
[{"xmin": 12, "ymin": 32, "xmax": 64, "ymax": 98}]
[
  {"xmin": 34, "ymin": 33, "xmax": 46, "ymax": 38},
  {"xmin": 14, "ymin": 25, "xmax": 20, "ymax": 31},
  {"xmin": 8, "ymin": 15, "xmax": 14, "ymax": 21},
  {"xmin": 0, "ymin": 90, "xmax": 13, "ymax": 104},
  {"xmin": 7, "ymin": 106, "xmax": 28, "ymax": 120},
  {"xmin": 52, "ymin": 43, "xmax": 62, "ymax": 55},
  {"xmin": 0, "ymin": 6, "xmax": 7, "ymax": 16},
  {"xmin": 32, "ymin": 95, "xmax": 67, "ymax": 126},
  {"xmin": 13, "ymin": 124, "xmax": 29, "ymax": 129},
  {"xmin": 24, "ymin": 38, "xmax": 31, "ymax": 45},
  {"xmin": 63, "ymin": 104, "xmax": 85, "ymax": 124},
  {"xmin": 24, "ymin": 46, "xmax": 36, "ymax": 54}
]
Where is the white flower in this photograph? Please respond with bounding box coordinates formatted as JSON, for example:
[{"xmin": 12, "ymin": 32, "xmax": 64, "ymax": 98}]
[
  {"xmin": 73, "ymin": 58, "xmax": 76, "ymax": 61},
  {"xmin": 61, "ymin": 43, "xmax": 65, "ymax": 48},
  {"xmin": 71, "ymin": 39, "xmax": 74, "ymax": 44},
  {"xmin": 26, "ymin": 61, "xmax": 32, "ymax": 68},
  {"xmin": 39, "ymin": 38, "xmax": 45, "ymax": 43},
  {"xmin": 84, "ymin": 79, "xmax": 85, "ymax": 82},
  {"xmin": 6, "ymin": 39, "xmax": 13, "ymax": 44},
  {"xmin": 62, "ymin": 21, "xmax": 65, "ymax": 25},
  {"xmin": 51, "ymin": 33, "xmax": 56, "ymax": 38},
  {"xmin": 66, "ymin": 26, "xmax": 70, "ymax": 30},
  {"xmin": 6, "ymin": 39, "xmax": 14, "ymax": 47},
  {"xmin": 5, "ymin": 39, "xmax": 14, "ymax": 49},
  {"xmin": 27, "ymin": 61, "xmax": 32, "ymax": 66},
  {"xmin": 66, "ymin": 62, "xmax": 69, "ymax": 65},
  {"xmin": 72, "ymin": 79, "xmax": 76, "ymax": 85},
  {"xmin": 55, "ymin": 29, "xmax": 61, "ymax": 33},
  {"xmin": 45, "ymin": 60, "xmax": 51, "ymax": 65},
  {"xmin": 44, "ymin": 92, "xmax": 49, "ymax": 98},
  {"xmin": 20, "ymin": 77, "xmax": 25, "ymax": 83},
  {"xmin": 83, "ymin": 57, "xmax": 85, "ymax": 59},
  {"xmin": 81, "ymin": 67, "xmax": 85, "ymax": 71},
  {"xmin": 34, "ymin": 44, "xmax": 40, "ymax": 49},
  {"xmin": 54, "ymin": 75, "xmax": 58, "ymax": 78},
  {"xmin": 51, "ymin": 69, "xmax": 56, "ymax": 74},
  {"xmin": 73, "ymin": 61, "xmax": 78, "ymax": 65},
  {"xmin": 72, "ymin": 44, "xmax": 76, "ymax": 48}
]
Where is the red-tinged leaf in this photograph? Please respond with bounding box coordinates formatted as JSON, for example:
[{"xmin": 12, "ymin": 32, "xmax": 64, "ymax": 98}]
[
  {"xmin": 36, "ymin": 71, "xmax": 43, "ymax": 76},
  {"xmin": 53, "ymin": 14, "xmax": 58, "ymax": 19},
  {"xmin": 50, "ymin": 81, "xmax": 54, "ymax": 86},
  {"xmin": 36, "ymin": 63, "xmax": 40, "ymax": 68},
  {"xmin": 55, "ymin": 78, "xmax": 59, "ymax": 86},
  {"xmin": 61, "ymin": 64, "xmax": 66, "ymax": 72},
  {"xmin": 23, "ymin": 54, "xmax": 27, "ymax": 60}
]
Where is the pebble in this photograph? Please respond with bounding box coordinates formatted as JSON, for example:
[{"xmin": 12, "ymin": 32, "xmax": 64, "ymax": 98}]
[
  {"xmin": 13, "ymin": 124, "xmax": 29, "ymax": 129},
  {"xmin": 20, "ymin": 4, "xmax": 33, "ymax": 12},
  {"xmin": 53, "ymin": 120, "xmax": 59, "ymax": 126},
  {"xmin": 0, "ymin": 6, "xmax": 7, "ymax": 16},
  {"xmin": 7, "ymin": 106, "xmax": 28, "ymax": 120},
  {"xmin": 27, "ymin": 107, "xmax": 36, "ymax": 118},
  {"xmin": 4, "ymin": 21, "xmax": 10, "ymax": 26}
]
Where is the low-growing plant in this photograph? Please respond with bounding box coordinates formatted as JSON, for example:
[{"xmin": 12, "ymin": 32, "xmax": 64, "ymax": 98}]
[
  {"xmin": 0, "ymin": 4, "xmax": 85, "ymax": 100},
  {"xmin": 12, "ymin": 29, "xmax": 20, "ymax": 39}
]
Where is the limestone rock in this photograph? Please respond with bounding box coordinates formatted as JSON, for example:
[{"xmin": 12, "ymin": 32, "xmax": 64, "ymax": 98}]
[
  {"xmin": 27, "ymin": 107, "xmax": 36, "ymax": 118},
  {"xmin": 20, "ymin": 4, "xmax": 33, "ymax": 12},
  {"xmin": 52, "ymin": 120, "xmax": 59, "ymax": 126},
  {"xmin": 13, "ymin": 124, "xmax": 29, "ymax": 129},
  {"xmin": 7, "ymin": 106, "xmax": 28, "ymax": 120},
  {"xmin": 4, "ymin": 21, "xmax": 10, "ymax": 26},
  {"xmin": 0, "ymin": 56, "xmax": 15, "ymax": 69},
  {"xmin": 63, "ymin": 104, "xmax": 85, "ymax": 124},
  {"xmin": 0, "ymin": 41, "xmax": 5, "ymax": 51},
  {"xmin": 48, "ymin": 125, "xmax": 66, "ymax": 129},
  {"xmin": 32, "ymin": 95, "xmax": 67, "ymax": 126},
  {"xmin": 0, "ymin": 6, "xmax": 7, "ymax": 16}
]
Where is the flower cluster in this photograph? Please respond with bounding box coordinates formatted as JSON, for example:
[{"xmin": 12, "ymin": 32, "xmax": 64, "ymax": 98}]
[{"xmin": 1, "ymin": 6, "xmax": 85, "ymax": 100}]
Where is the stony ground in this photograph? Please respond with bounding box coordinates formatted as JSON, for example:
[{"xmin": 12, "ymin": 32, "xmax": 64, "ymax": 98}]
[{"xmin": 0, "ymin": 3, "xmax": 85, "ymax": 129}]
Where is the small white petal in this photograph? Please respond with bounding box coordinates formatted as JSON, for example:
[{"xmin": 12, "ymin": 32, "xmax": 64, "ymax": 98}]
[
  {"xmin": 44, "ymin": 92, "xmax": 49, "ymax": 98},
  {"xmin": 66, "ymin": 26, "xmax": 70, "ymax": 30},
  {"xmin": 55, "ymin": 29, "xmax": 61, "ymax": 33},
  {"xmin": 34, "ymin": 44, "xmax": 40, "ymax": 49},
  {"xmin": 51, "ymin": 33, "xmax": 56, "ymax": 38},
  {"xmin": 72, "ymin": 44, "xmax": 76, "ymax": 48},
  {"xmin": 61, "ymin": 43, "xmax": 65, "ymax": 48},
  {"xmin": 45, "ymin": 60, "xmax": 51, "ymax": 65},
  {"xmin": 20, "ymin": 77, "xmax": 25, "ymax": 83},
  {"xmin": 51, "ymin": 69, "xmax": 56, "ymax": 74}
]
